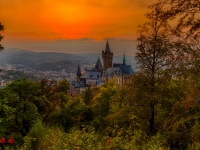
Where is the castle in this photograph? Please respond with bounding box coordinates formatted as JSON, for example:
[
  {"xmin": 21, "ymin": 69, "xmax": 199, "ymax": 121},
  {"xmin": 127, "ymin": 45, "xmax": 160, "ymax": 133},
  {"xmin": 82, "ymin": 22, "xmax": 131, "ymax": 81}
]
[{"xmin": 70, "ymin": 40, "xmax": 134, "ymax": 94}]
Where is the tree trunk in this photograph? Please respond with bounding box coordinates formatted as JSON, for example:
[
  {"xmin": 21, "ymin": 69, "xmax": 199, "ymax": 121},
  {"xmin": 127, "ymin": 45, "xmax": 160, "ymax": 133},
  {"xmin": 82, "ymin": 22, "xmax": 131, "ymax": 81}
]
[{"xmin": 149, "ymin": 103, "xmax": 155, "ymax": 133}]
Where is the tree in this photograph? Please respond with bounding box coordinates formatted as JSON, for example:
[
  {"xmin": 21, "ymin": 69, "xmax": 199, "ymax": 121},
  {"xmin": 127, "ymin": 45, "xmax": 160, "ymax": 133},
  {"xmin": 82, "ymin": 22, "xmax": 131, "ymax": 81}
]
[
  {"xmin": 148, "ymin": 0, "xmax": 200, "ymax": 79},
  {"xmin": 0, "ymin": 78, "xmax": 71, "ymax": 146},
  {"xmin": 92, "ymin": 81, "xmax": 118, "ymax": 132},
  {"xmin": 0, "ymin": 78, "xmax": 42, "ymax": 147},
  {"xmin": 135, "ymin": 4, "xmax": 178, "ymax": 134},
  {"xmin": 5, "ymin": 79, "xmax": 41, "ymax": 136},
  {"xmin": 155, "ymin": 0, "xmax": 200, "ymax": 42},
  {"xmin": 57, "ymin": 79, "xmax": 70, "ymax": 94},
  {"xmin": 0, "ymin": 22, "xmax": 4, "ymax": 51},
  {"xmin": 50, "ymin": 96, "xmax": 88, "ymax": 132},
  {"xmin": 38, "ymin": 78, "xmax": 70, "ymax": 123},
  {"xmin": 83, "ymin": 86, "xmax": 93, "ymax": 105},
  {"xmin": 159, "ymin": 76, "xmax": 200, "ymax": 149},
  {"xmin": 134, "ymin": 0, "xmax": 200, "ymax": 146}
]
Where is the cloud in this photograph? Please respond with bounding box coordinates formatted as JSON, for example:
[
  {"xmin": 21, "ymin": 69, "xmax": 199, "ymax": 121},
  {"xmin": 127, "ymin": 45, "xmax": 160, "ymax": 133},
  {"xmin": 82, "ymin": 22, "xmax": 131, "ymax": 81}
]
[
  {"xmin": 57, "ymin": 38, "xmax": 95, "ymax": 42},
  {"xmin": 102, "ymin": 38, "xmax": 134, "ymax": 42}
]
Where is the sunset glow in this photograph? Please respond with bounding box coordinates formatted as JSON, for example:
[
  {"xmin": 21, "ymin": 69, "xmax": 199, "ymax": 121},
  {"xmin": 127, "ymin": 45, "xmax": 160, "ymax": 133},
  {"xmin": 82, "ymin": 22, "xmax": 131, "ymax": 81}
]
[
  {"xmin": 0, "ymin": 0, "xmax": 158, "ymax": 41},
  {"xmin": 0, "ymin": 0, "xmax": 158, "ymax": 54}
]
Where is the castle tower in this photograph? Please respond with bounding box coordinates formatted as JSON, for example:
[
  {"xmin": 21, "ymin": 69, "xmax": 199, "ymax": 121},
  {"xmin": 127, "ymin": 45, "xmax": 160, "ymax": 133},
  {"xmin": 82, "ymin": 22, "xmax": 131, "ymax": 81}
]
[
  {"xmin": 102, "ymin": 40, "xmax": 113, "ymax": 71},
  {"xmin": 76, "ymin": 63, "xmax": 81, "ymax": 82}
]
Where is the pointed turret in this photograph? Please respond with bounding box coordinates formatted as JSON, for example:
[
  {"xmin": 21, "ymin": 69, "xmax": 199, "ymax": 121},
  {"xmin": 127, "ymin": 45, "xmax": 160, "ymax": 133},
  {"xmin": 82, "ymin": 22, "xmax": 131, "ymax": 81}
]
[
  {"xmin": 95, "ymin": 58, "xmax": 103, "ymax": 72},
  {"xmin": 105, "ymin": 39, "xmax": 111, "ymax": 53},
  {"xmin": 123, "ymin": 52, "xmax": 126, "ymax": 65},
  {"xmin": 76, "ymin": 64, "xmax": 81, "ymax": 76},
  {"xmin": 76, "ymin": 64, "xmax": 82, "ymax": 82}
]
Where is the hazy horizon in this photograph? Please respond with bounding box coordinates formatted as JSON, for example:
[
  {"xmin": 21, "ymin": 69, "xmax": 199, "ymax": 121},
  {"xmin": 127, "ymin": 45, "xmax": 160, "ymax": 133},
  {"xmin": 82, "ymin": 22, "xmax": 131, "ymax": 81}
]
[
  {"xmin": 0, "ymin": 0, "xmax": 158, "ymax": 55},
  {"xmin": 3, "ymin": 38, "xmax": 137, "ymax": 56}
]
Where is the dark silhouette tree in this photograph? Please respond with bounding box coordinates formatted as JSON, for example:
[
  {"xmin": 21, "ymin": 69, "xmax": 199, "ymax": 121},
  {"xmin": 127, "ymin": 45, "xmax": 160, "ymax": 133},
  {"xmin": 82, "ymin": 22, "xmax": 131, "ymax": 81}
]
[
  {"xmin": 135, "ymin": 4, "xmax": 178, "ymax": 134},
  {"xmin": 152, "ymin": 0, "xmax": 200, "ymax": 78},
  {"xmin": 0, "ymin": 22, "xmax": 4, "ymax": 51},
  {"xmin": 155, "ymin": 0, "xmax": 200, "ymax": 41}
]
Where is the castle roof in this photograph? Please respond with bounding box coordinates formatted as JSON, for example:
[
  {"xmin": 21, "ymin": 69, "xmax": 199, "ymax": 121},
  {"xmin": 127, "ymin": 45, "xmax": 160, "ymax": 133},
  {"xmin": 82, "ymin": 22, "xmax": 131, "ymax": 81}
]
[
  {"xmin": 71, "ymin": 80, "xmax": 88, "ymax": 88},
  {"xmin": 105, "ymin": 67, "xmax": 122, "ymax": 78},
  {"xmin": 80, "ymin": 70, "xmax": 102, "ymax": 80},
  {"xmin": 113, "ymin": 63, "xmax": 134, "ymax": 75}
]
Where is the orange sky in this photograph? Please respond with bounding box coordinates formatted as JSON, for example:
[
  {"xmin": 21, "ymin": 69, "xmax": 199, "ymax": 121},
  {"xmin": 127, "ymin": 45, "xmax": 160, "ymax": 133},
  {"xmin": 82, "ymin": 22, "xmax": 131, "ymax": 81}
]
[{"xmin": 0, "ymin": 0, "xmax": 158, "ymax": 54}]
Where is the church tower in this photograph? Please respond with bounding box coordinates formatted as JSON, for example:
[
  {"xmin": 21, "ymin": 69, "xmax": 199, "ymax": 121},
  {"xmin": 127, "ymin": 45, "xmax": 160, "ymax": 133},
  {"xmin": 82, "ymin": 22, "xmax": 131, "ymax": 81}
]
[{"xmin": 102, "ymin": 39, "xmax": 113, "ymax": 71}]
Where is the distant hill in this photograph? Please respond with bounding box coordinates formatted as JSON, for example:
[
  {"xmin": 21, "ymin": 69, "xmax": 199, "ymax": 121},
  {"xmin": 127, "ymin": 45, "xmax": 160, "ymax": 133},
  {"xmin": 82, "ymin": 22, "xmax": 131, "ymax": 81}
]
[
  {"xmin": 0, "ymin": 48, "xmax": 136, "ymax": 71},
  {"xmin": 1, "ymin": 70, "xmax": 39, "ymax": 81},
  {"xmin": 33, "ymin": 60, "xmax": 77, "ymax": 72}
]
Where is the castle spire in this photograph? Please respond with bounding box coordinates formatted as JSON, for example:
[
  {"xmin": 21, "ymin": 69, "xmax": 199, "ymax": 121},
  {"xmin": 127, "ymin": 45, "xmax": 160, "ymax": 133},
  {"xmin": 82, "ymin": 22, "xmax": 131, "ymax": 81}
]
[
  {"xmin": 76, "ymin": 63, "xmax": 81, "ymax": 76},
  {"xmin": 105, "ymin": 39, "xmax": 111, "ymax": 53},
  {"xmin": 123, "ymin": 52, "xmax": 126, "ymax": 65},
  {"xmin": 95, "ymin": 57, "xmax": 103, "ymax": 72}
]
